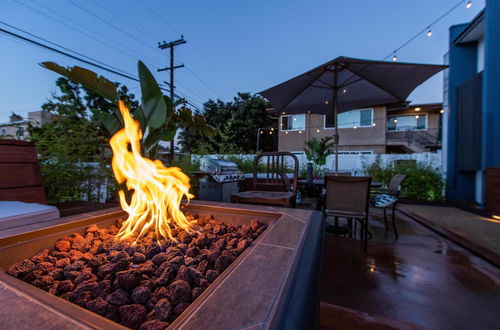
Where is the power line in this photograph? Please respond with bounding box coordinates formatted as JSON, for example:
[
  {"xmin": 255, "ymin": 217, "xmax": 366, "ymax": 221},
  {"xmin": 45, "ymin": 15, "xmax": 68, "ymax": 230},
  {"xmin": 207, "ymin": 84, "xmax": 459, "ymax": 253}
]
[
  {"xmin": 0, "ymin": 25, "xmax": 203, "ymax": 112},
  {"xmin": 15, "ymin": 0, "xmax": 163, "ymax": 68},
  {"xmin": 0, "ymin": 20, "xmax": 131, "ymax": 77},
  {"xmin": 385, "ymin": 0, "xmax": 471, "ymax": 60}
]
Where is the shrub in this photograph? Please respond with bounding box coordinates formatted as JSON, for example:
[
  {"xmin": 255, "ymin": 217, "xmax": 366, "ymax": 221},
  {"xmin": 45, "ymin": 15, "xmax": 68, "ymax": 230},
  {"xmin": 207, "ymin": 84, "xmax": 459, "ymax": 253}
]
[{"xmin": 363, "ymin": 156, "xmax": 444, "ymax": 201}]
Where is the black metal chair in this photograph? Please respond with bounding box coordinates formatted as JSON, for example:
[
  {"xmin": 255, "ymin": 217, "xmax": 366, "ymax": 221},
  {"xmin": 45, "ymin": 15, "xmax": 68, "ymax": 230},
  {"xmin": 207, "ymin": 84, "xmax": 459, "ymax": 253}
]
[
  {"xmin": 371, "ymin": 174, "xmax": 407, "ymax": 239},
  {"xmin": 323, "ymin": 175, "xmax": 372, "ymax": 251}
]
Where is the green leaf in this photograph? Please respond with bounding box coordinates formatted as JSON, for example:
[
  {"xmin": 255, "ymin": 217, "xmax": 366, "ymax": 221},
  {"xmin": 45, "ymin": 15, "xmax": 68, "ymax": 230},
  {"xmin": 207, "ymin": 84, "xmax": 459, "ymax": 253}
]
[
  {"xmin": 143, "ymin": 127, "xmax": 177, "ymax": 153},
  {"xmin": 41, "ymin": 62, "xmax": 118, "ymax": 101},
  {"xmin": 94, "ymin": 111, "xmax": 120, "ymax": 136},
  {"xmin": 132, "ymin": 105, "xmax": 146, "ymax": 132},
  {"xmin": 138, "ymin": 61, "xmax": 167, "ymax": 129}
]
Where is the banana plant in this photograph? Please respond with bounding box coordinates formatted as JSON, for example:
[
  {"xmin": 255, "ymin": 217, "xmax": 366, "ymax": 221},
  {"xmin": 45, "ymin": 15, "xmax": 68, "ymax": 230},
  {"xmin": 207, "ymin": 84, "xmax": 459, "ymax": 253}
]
[
  {"xmin": 304, "ymin": 136, "xmax": 335, "ymax": 167},
  {"xmin": 41, "ymin": 61, "xmax": 215, "ymax": 159}
]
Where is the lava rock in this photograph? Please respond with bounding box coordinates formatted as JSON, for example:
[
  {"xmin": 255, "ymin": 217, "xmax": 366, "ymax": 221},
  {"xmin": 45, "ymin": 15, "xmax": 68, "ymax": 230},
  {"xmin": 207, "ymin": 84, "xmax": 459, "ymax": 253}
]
[
  {"xmin": 107, "ymin": 288, "xmax": 131, "ymax": 306},
  {"xmin": 192, "ymin": 287, "xmax": 204, "ymax": 300},
  {"xmin": 92, "ymin": 280, "xmax": 112, "ymax": 299},
  {"xmin": 87, "ymin": 297, "xmax": 108, "ymax": 315},
  {"xmin": 111, "ymin": 251, "xmax": 130, "ymax": 263},
  {"xmin": 165, "ymin": 280, "xmax": 191, "ymax": 305},
  {"xmin": 55, "ymin": 257, "xmax": 71, "ymax": 268},
  {"xmin": 214, "ymin": 253, "xmax": 236, "ymax": 273},
  {"xmin": 206, "ymin": 270, "xmax": 220, "ymax": 283},
  {"xmin": 119, "ymin": 304, "xmax": 146, "ymax": 328},
  {"xmin": 173, "ymin": 302, "xmax": 190, "ymax": 316},
  {"xmin": 55, "ymin": 239, "xmax": 71, "ymax": 252},
  {"xmin": 116, "ymin": 269, "xmax": 142, "ymax": 290},
  {"xmin": 132, "ymin": 252, "xmax": 147, "ymax": 264},
  {"xmin": 7, "ymin": 259, "xmax": 35, "ymax": 277},
  {"xmin": 139, "ymin": 320, "xmax": 169, "ymax": 330},
  {"xmin": 154, "ymin": 298, "xmax": 172, "ymax": 321},
  {"xmin": 132, "ymin": 285, "xmax": 150, "ymax": 305}
]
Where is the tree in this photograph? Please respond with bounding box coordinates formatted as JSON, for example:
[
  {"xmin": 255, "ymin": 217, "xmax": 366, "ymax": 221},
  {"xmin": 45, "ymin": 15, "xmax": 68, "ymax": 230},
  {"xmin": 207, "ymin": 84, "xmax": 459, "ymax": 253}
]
[
  {"xmin": 304, "ymin": 137, "xmax": 335, "ymax": 176},
  {"xmin": 28, "ymin": 77, "xmax": 138, "ymax": 203},
  {"xmin": 180, "ymin": 93, "xmax": 277, "ymax": 153}
]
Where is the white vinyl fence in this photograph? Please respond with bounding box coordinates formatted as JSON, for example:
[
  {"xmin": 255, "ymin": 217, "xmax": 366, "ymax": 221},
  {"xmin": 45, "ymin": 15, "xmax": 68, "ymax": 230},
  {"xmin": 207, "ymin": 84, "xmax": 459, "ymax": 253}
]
[{"xmin": 193, "ymin": 151, "xmax": 443, "ymax": 175}]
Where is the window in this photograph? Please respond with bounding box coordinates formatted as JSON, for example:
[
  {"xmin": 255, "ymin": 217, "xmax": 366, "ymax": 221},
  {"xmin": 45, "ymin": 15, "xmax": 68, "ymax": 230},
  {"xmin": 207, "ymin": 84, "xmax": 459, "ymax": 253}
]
[
  {"xmin": 1, "ymin": 128, "xmax": 5, "ymax": 135},
  {"xmin": 387, "ymin": 114, "xmax": 427, "ymax": 131},
  {"xmin": 281, "ymin": 114, "xmax": 305, "ymax": 131},
  {"xmin": 324, "ymin": 109, "xmax": 373, "ymax": 128}
]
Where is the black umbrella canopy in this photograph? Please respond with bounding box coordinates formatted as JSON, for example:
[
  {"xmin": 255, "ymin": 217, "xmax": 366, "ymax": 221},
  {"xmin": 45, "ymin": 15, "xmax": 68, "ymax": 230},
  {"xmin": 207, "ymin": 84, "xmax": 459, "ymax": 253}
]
[{"xmin": 259, "ymin": 56, "xmax": 447, "ymax": 115}]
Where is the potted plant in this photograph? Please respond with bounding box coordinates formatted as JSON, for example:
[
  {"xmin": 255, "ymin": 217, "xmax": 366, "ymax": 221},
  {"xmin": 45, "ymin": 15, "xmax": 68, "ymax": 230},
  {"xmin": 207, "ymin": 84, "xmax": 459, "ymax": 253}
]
[{"xmin": 304, "ymin": 136, "xmax": 335, "ymax": 182}]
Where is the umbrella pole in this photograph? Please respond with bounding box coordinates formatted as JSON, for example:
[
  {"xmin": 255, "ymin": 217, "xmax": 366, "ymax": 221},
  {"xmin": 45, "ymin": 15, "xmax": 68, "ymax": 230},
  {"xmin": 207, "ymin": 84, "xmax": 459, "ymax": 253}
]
[{"xmin": 334, "ymin": 89, "xmax": 339, "ymax": 175}]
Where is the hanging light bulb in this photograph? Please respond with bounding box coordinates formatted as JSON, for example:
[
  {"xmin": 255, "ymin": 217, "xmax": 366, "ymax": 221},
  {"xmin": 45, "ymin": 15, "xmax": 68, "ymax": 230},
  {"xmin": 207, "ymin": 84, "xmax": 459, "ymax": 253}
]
[
  {"xmin": 415, "ymin": 107, "xmax": 421, "ymax": 111},
  {"xmin": 392, "ymin": 53, "xmax": 398, "ymax": 61},
  {"xmin": 260, "ymin": 130, "xmax": 264, "ymax": 134},
  {"xmin": 281, "ymin": 111, "xmax": 286, "ymax": 115},
  {"xmin": 270, "ymin": 127, "xmax": 274, "ymax": 131},
  {"xmin": 416, "ymin": 115, "xmax": 420, "ymax": 119},
  {"xmin": 427, "ymin": 28, "xmax": 432, "ymax": 37},
  {"xmin": 372, "ymin": 122, "xmax": 376, "ymax": 126},
  {"xmin": 316, "ymin": 129, "xmax": 320, "ymax": 133},
  {"xmin": 440, "ymin": 109, "xmax": 445, "ymax": 114},
  {"xmin": 394, "ymin": 119, "xmax": 398, "ymax": 123},
  {"xmin": 466, "ymin": 1, "xmax": 472, "ymax": 9},
  {"xmin": 299, "ymin": 130, "xmax": 302, "ymax": 134},
  {"xmin": 285, "ymin": 131, "xmax": 288, "ymax": 134},
  {"xmin": 325, "ymin": 100, "xmax": 329, "ymax": 105},
  {"xmin": 353, "ymin": 125, "xmax": 357, "ymax": 129},
  {"xmin": 293, "ymin": 117, "xmax": 297, "ymax": 121},
  {"xmin": 269, "ymin": 131, "xmax": 273, "ymax": 135}
]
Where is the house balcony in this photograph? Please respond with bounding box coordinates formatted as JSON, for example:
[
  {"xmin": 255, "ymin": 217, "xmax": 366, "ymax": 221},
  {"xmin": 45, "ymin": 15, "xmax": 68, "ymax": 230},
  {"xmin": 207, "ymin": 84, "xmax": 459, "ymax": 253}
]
[{"xmin": 386, "ymin": 128, "xmax": 441, "ymax": 153}]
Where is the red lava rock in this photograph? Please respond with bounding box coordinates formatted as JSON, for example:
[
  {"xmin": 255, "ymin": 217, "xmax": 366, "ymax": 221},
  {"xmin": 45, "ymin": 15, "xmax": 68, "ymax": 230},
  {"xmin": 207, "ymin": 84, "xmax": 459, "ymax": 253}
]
[
  {"xmin": 174, "ymin": 302, "xmax": 190, "ymax": 316},
  {"xmin": 156, "ymin": 265, "xmax": 176, "ymax": 287},
  {"xmin": 178, "ymin": 231, "xmax": 192, "ymax": 244},
  {"xmin": 119, "ymin": 304, "xmax": 146, "ymax": 328},
  {"xmin": 31, "ymin": 249, "xmax": 49, "ymax": 263},
  {"xmin": 69, "ymin": 250, "xmax": 84, "ymax": 262},
  {"xmin": 111, "ymin": 251, "xmax": 130, "ymax": 263},
  {"xmin": 165, "ymin": 280, "xmax": 192, "ymax": 305},
  {"xmin": 154, "ymin": 298, "xmax": 172, "ymax": 321},
  {"xmin": 23, "ymin": 270, "xmax": 43, "ymax": 283},
  {"xmin": 214, "ymin": 253, "xmax": 235, "ymax": 273},
  {"xmin": 74, "ymin": 270, "xmax": 97, "ymax": 285},
  {"xmin": 197, "ymin": 260, "xmax": 209, "ymax": 275},
  {"xmin": 71, "ymin": 233, "xmax": 87, "ymax": 250},
  {"xmin": 226, "ymin": 238, "xmax": 239, "ymax": 248},
  {"xmin": 32, "ymin": 275, "xmax": 54, "ymax": 291},
  {"xmin": 140, "ymin": 320, "xmax": 169, "ymax": 330},
  {"xmin": 48, "ymin": 268, "xmax": 64, "ymax": 280},
  {"xmin": 237, "ymin": 239, "xmax": 250, "ymax": 252},
  {"xmin": 132, "ymin": 285, "xmax": 150, "ymax": 305},
  {"xmin": 207, "ymin": 250, "xmax": 220, "ymax": 267},
  {"xmin": 35, "ymin": 262, "xmax": 54, "ymax": 273},
  {"xmin": 106, "ymin": 288, "xmax": 131, "ymax": 306},
  {"xmin": 250, "ymin": 219, "xmax": 261, "ymax": 232},
  {"xmin": 206, "ymin": 270, "xmax": 220, "ymax": 283},
  {"xmin": 67, "ymin": 260, "xmax": 85, "ymax": 272},
  {"xmin": 74, "ymin": 291, "xmax": 93, "ymax": 307},
  {"xmin": 92, "ymin": 280, "xmax": 112, "ymax": 299},
  {"xmin": 195, "ymin": 234, "xmax": 210, "ymax": 249},
  {"xmin": 55, "ymin": 239, "xmax": 71, "ymax": 252},
  {"xmin": 87, "ymin": 297, "xmax": 108, "ymax": 315},
  {"xmin": 51, "ymin": 251, "xmax": 70, "ymax": 259},
  {"xmin": 116, "ymin": 269, "xmax": 142, "ymax": 290},
  {"xmin": 55, "ymin": 257, "xmax": 71, "ymax": 268},
  {"xmin": 97, "ymin": 263, "xmax": 115, "ymax": 279},
  {"xmin": 112, "ymin": 258, "xmax": 130, "ymax": 273},
  {"xmin": 132, "ymin": 252, "xmax": 147, "ymax": 264},
  {"xmin": 86, "ymin": 224, "xmax": 99, "ymax": 233},
  {"xmin": 151, "ymin": 252, "xmax": 168, "ymax": 266},
  {"xmin": 7, "ymin": 259, "xmax": 35, "ymax": 277},
  {"xmin": 186, "ymin": 247, "xmax": 199, "ymax": 257}
]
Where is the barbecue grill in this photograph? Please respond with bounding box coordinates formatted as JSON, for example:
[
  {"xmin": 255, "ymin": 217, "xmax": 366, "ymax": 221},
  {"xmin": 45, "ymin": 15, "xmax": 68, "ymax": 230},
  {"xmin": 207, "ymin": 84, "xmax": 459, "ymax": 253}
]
[{"xmin": 198, "ymin": 159, "xmax": 245, "ymax": 202}]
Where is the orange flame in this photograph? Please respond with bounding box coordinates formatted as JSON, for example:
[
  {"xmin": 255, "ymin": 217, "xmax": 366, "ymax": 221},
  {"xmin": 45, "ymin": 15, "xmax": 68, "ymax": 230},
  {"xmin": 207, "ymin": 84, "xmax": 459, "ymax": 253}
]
[{"xmin": 110, "ymin": 101, "xmax": 194, "ymax": 242}]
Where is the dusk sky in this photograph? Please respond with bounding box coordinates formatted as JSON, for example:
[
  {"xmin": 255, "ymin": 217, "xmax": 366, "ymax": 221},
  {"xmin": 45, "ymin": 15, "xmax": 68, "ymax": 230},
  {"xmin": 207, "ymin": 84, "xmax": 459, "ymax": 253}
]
[{"xmin": 0, "ymin": 0, "xmax": 484, "ymax": 122}]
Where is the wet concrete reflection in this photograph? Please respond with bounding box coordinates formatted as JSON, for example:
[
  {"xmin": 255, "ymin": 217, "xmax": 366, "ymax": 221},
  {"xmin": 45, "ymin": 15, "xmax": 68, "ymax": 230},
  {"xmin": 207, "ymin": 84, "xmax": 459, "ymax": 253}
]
[{"xmin": 321, "ymin": 208, "xmax": 500, "ymax": 330}]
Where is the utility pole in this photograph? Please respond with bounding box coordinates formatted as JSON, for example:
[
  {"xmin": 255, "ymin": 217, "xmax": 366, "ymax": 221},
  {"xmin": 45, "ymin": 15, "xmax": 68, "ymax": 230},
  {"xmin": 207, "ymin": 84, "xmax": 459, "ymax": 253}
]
[{"xmin": 158, "ymin": 36, "xmax": 186, "ymax": 162}]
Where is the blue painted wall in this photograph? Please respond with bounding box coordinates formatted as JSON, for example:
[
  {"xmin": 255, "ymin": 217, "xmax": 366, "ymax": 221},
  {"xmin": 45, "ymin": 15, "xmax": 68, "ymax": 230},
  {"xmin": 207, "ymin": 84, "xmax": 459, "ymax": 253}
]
[
  {"xmin": 446, "ymin": 23, "xmax": 477, "ymax": 202},
  {"xmin": 446, "ymin": 0, "xmax": 500, "ymax": 204}
]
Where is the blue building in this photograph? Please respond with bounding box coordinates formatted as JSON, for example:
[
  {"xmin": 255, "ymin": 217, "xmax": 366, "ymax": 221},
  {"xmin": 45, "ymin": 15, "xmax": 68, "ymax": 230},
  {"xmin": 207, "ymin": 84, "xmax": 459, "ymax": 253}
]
[{"xmin": 444, "ymin": 0, "xmax": 500, "ymax": 207}]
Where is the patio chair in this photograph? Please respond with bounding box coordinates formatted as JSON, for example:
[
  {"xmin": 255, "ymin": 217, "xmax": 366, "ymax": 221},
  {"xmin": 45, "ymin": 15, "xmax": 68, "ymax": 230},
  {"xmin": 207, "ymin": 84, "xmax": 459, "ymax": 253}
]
[
  {"xmin": 323, "ymin": 175, "xmax": 372, "ymax": 251},
  {"xmin": 231, "ymin": 152, "xmax": 299, "ymax": 208},
  {"xmin": 371, "ymin": 174, "xmax": 407, "ymax": 239}
]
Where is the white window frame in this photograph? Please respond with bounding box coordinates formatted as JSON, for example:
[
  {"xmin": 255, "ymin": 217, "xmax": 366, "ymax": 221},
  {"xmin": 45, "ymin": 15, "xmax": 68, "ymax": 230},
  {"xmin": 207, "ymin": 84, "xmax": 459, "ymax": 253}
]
[
  {"xmin": 280, "ymin": 114, "xmax": 306, "ymax": 132},
  {"xmin": 323, "ymin": 108, "xmax": 374, "ymax": 129},
  {"xmin": 386, "ymin": 114, "xmax": 428, "ymax": 131}
]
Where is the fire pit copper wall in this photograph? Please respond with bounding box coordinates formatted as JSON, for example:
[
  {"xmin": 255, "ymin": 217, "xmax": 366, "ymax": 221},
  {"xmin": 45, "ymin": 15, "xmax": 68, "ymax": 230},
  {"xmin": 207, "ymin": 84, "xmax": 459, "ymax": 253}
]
[{"xmin": 0, "ymin": 201, "xmax": 323, "ymax": 329}]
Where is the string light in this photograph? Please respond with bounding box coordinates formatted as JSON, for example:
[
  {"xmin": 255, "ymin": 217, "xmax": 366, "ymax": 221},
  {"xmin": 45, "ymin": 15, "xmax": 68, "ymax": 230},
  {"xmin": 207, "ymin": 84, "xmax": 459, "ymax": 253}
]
[
  {"xmin": 260, "ymin": 130, "xmax": 263, "ymax": 134},
  {"xmin": 416, "ymin": 115, "xmax": 420, "ymax": 119},
  {"xmin": 325, "ymin": 100, "xmax": 329, "ymax": 105},
  {"xmin": 269, "ymin": 131, "xmax": 273, "ymax": 135},
  {"xmin": 285, "ymin": 131, "xmax": 288, "ymax": 134},
  {"xmin": 384, "ymin": 0, "xmax": 471, "ymax": 61},
  {"xmin": 316, "ymin": 129, "xmax": 320, "ymax": 133},
  {"xmin": 353, "ymin": 125, "xmax": 357, "ymax": 129},
  {"xmin": 299, "ymin": 130, "xmax": 302, "ymax": 134},
  {"xmin": 372, "ymin": 122, "xmax": 376, "ymax": 126},
  {"xmin": 440, "ymin": 109, "xmax": 445, "ymax": 114},
  {"xmin": 394, "ymin": 119, "xmax": 398, "ymax": 123},
  {"xmin": 342, "ymin": 88, "xmax": 347, "ymax": 94},
  {"xmin": 415, "ymin": 107, "xmax": 421, "ymax": 111}
]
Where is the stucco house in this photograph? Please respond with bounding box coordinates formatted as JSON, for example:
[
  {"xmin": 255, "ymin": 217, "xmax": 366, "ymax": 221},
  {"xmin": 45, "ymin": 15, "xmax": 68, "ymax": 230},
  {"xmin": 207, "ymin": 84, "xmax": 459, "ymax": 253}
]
[{"xmin": 277, "ymin": 102, "xmax": 443, "ymax": 155}]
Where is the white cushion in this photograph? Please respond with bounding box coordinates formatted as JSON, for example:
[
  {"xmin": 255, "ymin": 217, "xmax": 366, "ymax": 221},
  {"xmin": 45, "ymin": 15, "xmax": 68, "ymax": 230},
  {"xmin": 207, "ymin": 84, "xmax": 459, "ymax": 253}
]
[{"xmin": 0, "ymin": 201, "xmax": 60, "ymax": 230}]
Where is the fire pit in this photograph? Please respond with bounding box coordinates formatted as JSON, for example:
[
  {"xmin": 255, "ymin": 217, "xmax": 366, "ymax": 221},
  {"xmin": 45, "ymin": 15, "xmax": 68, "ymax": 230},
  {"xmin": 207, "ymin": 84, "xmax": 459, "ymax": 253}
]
[{"xmin": 0, "ymin": 201, "xmax": 323, "ymax": 329}]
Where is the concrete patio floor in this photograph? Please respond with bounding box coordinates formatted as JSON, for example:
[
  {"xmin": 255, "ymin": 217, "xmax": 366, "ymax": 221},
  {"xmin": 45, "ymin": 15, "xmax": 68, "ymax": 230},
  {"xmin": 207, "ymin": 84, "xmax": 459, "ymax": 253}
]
[{"xmin": 320, "ymin": 207, "xmax": 500, "ymax": 330}]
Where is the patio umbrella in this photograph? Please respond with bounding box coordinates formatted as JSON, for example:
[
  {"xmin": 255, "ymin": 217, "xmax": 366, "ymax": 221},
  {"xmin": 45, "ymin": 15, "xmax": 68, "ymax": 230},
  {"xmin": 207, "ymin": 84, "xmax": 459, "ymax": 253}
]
[{"xmin": 258, "ymin": 56, "xmax": 447, "ymax": 173}]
